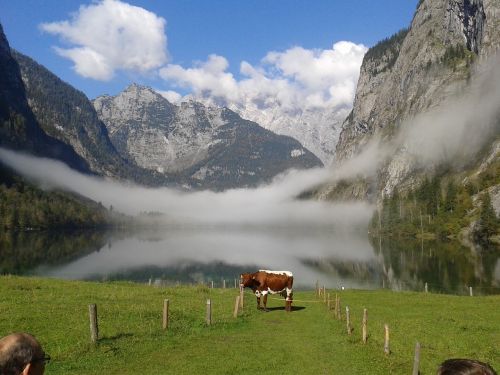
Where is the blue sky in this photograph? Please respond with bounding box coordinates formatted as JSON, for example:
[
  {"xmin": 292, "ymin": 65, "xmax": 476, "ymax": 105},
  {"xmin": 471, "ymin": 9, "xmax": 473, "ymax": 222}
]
[{"xmin": 1, "ymin": 0, "xmax": 418, "ymax": 100}]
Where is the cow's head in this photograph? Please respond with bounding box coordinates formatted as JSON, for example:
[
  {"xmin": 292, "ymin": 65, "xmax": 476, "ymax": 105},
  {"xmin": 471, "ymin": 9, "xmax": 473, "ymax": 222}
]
[{"xmin": 240, "ymin": 273, "xmax": 259, "ymax": 288}]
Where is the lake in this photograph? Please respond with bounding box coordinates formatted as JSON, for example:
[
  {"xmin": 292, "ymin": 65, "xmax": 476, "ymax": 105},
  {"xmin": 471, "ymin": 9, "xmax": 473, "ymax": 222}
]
[{"xmin": 1, "ymin": 227, "xmax": 498, "ymax": 295}]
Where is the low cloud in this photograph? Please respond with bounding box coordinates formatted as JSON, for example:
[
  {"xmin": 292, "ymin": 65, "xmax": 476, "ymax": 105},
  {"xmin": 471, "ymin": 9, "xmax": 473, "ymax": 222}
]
[
  {"xmin": 0, "ymin": 148, "xmax": 372, "ymax": 229},
  {"xmin": 329, "ymin": 54, "xmax": 500, "ymax": 193},
  {"xmin": 40, "ymin": 0, "xmax": 168, "ymax": 80},
  {"xmin": 399, "ymin": 57, "xmax": 500, "ymax": 168}
]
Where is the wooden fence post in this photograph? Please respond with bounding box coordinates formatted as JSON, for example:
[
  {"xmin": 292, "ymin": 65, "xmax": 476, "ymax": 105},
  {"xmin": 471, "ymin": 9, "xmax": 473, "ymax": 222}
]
[
  {"xmin": 162, "ymin": 299, "xmax": 169, "ymax": 330},
  {"xmin": 384, "ymin": 324, "xmax": 390, "ymax": 355},
  {"xmin": 315, "ymin": 281, "xmax": 319, "ymax": 298},
  {"xmin": 336, "ymin": 296, "xmax": 341, "ymax": 320},
  {"xmin": 425, "ymin": 282, "xmax": 428, "ymax": 293},
  {"xmin": 334, "ymin": 294, "xmax": 339, "ymax": 319},
  {"xmin": 327, "ymin": 293, "xmax": 331, "ymax": 310},
  {"xmin": 346, "ymin": 306, "xmax": 352, "ymax": 335},
  {"xmin": 211, "ymin": 281, "xmax": 214, "ymax": 289},
  {"xmin": 362, "ymin": 308, "xmax": 368, "ymax": 344},
  {"xmin": 412, "ymin": 342, "xmax": 421, "ymax": 375},
  {"xmin": 223, "ymin": 279, "xmax": 226, "ymax": 289},
  {"xmin": 206, "ymin": 299, "xmax": 212, "ymax": 325},
  {"xmin": 148, "ymin": 278, "xmax": 152, "ymax": 286},
  {"xmin": 88, "ymin": 304, "xmax": 98, "ymax": 343},
  {"xmin": 233, "ymin": 296, "xmax": 240, "ymax": 318},
  {"xmin": 239, "ymin": 286, "xmax": 244, "ymax": 310},
  {"xmin": 469, "ymin": 286, "xmax": 473, "ymax": 297}
]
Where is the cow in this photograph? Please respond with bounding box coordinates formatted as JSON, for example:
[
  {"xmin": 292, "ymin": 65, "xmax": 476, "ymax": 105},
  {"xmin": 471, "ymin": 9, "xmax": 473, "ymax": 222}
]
[{"xmin": 240, "ymin": 270, "xmax": 293, "ymax": 312}]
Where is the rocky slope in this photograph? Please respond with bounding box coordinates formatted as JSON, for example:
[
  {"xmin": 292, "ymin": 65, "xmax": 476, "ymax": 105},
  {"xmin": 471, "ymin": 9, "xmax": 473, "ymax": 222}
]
[
  {"xmin": 0, "ymin": 24, "xmax": 90, "ymax": 173},
  {"xmin": 226, "ymin": 101, "xmax": 347, "ymax": 166},
  {"xmin": 324, "ymin": 0, "xmax": 500, "ymax": 201},
  {"xmin": 94, "ymin": 85, "xmax": 323, "ymax": 190},
  {"xmin": 11, "ymin": 51, "xmax": 172, "ymax": 185}
]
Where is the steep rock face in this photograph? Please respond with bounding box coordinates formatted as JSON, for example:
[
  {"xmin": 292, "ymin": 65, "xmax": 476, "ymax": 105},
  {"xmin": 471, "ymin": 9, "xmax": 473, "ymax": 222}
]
[
  {"xmin": 11, "ymin": 51, "xmax": 173, "ymax": 186},
  {"xmin": 13, "ymin": 51, "xmax": 129, "ymax": 178},
  {"xmin": 94, "ymin": 85, "xmax": 323, "ymax": 190},
  {"xmin": 227, "ymin": 101, "xmax": 346, "ymax": 166},
  {"xmin": 0, "ymin": 24, "xmax": 90, "ymax": 173},
  {"xmin": 445, "ymin": 0, "xmax": 485, "ymax": 53},
  {"xmin": 333, "ymin": 0, "xmax": 499, "ymax": 198}
]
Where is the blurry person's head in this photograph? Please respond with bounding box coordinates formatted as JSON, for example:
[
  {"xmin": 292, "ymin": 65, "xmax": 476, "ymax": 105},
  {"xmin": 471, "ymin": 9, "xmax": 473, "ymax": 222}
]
[
  {"xmin": 437, "ymin": 359, "xmax": 497, "ymax": 375},
  {"xmin": 0, "ymin": 333, "xmax": 49, "ymax": 375}
]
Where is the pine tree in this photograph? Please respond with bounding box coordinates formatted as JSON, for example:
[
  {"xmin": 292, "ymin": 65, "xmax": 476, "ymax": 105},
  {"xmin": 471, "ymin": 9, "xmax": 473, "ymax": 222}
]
[
  {"xmin": 444, "ymin": 181, "xmax": 457, "ymax": 213},
  {"xmin": 474, "ymin": 192, "xmax": 499, "ymax": 243}
]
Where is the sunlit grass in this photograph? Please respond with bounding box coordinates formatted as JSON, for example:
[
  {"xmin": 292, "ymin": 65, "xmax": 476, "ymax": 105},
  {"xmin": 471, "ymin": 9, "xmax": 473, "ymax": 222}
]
[{"xmin": 0, "ymin": 276, "xmax": 498, "ymax": 374}]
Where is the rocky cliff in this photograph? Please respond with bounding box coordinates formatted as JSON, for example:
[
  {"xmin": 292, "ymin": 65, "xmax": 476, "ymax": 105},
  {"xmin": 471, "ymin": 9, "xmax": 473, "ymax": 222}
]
[
  {"xmin": 94, "ymin": 85, "xmax": 323, "ymax": 190},
  {"xmin": 0, "ymin": 24, "xmax": 90, "ymax": 173},
  {"xmin": 227, "ymin": 101, "xmax": 347, "ymax": 166},
  {"xmin": 328, "ymin": 0, "xmax": 500, "ymax": 201},
  {"xmin": 11, "ymin": 50, "xmax": 176, "ymax": 186}
]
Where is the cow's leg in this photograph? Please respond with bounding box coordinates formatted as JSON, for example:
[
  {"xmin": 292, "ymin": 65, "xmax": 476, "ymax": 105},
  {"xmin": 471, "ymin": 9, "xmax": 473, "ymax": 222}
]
[
  {"xmin": 255, "ymin": 290, "xmax": 262, "ymax": 310},
  {"xmin": 285, "ymin": 288, "xmax": 293, "ymax": 312},
  {"xmin": 263, "ymin": 294, "xmax": 268, "ymax": 311}
]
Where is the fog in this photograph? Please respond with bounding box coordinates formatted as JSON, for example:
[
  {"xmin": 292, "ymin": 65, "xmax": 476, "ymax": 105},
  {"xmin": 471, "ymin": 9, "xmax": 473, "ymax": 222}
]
[
  {"xmin": 399, "ymin": 56, "xmax": 500, "ymax": 167},
  {"xmin": 33, "ymin": 227, "xmax": 377, "ymax": 288},
  {"xmin": 0, "ymin": 147, "xmax": 373, "ymax": 229},
  {"xmin": 328, "ymin": 54, "xmax": 500, "ymax": 183}
]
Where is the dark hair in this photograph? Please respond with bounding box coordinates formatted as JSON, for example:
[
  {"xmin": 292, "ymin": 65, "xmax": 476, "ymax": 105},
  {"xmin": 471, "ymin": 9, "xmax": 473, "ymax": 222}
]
[
  {"xmin": 438, "ymin": 359, "xmax": 497, "ymax": 375},
  {"xmin": 0, "ymin": 334, "xmax": 37, "ymax": 375}
]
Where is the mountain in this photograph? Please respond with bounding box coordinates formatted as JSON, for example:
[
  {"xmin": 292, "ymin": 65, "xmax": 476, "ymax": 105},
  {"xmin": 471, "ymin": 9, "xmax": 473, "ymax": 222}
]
[
  {"xmin": 0, "ymin": 24, "xmax": 90, "ymax": 173},
  {"xmin": 2, "ymin": 22, "xmax": 321, "ymax": 191},
  {"xmin": 11, "ymin": 50, "xmax": 174, "ymax": 186},
  {"xmin": 316, "ymin": 0, "xmax": 500, "ymax": 243},
  {"xmin": 225, "ymin": 101, "xmax": 347, "ymax": 166},
  {"xmin": 93, "ymin": 84, "xmax": 323, "ymax": 190},
  {"xmin": 321, "ymin": 0, "xmax": 500, "ymax": 198},
  {"xmin": 336, "ymin": 0, "xmax": 498, "ymax": 163}
]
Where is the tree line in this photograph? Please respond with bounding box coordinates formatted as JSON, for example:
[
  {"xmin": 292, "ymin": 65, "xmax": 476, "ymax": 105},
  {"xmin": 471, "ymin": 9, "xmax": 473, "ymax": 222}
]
[
  {"xmin": 0, "ymin": 180, "xmax": 110, "ymax": 231},
  {"xmin": 371, "ymin": 175, "xmax": 499, "ymax": 245}
]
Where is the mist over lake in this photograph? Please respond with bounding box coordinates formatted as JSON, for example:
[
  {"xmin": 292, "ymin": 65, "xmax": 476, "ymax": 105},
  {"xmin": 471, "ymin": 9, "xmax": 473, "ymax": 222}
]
[{"xmin": 2, "ymin": 225, "xmax": 497, "ymax": 295}]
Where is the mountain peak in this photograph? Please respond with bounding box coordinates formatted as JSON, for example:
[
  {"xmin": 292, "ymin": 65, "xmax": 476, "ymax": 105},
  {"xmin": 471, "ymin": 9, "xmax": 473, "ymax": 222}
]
[
  {"xmin": 125, "ymin": 82, "xmax": 151, "ymax": 91},
  {"xmin": 123, "ymin": 83, "xmax": 159, "ymax": 96},
  {"xmin": 93, "ymin": 84, "xmax": 322, "ymax": 189}
]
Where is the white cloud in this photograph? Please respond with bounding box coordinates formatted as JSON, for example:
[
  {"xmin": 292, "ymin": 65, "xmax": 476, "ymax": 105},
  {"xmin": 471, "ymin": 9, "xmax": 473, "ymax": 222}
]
[
  {"xmin": 156, "ymin": 89, "xmax": 182, "ymax": 104},
  {"xmin": 159, "ymin": 41, "xmax": 367, "ymax": 112},
  {"xmin": 160, "ymin": 54, "xmax": 241, "ymax": 102},
  {"xmin": 0, "ymin": 147, "xmax": 372, "ymax": 229},
  {"xmin": 40, "ymin": 0, "xmax": 168, "ymax": 81}
]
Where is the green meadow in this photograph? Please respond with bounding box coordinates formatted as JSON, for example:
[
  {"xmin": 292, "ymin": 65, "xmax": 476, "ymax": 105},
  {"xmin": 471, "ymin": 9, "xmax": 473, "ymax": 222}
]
[{"xmin": 1, "ymin": 276, "xmax": 498, "ymax": 374}]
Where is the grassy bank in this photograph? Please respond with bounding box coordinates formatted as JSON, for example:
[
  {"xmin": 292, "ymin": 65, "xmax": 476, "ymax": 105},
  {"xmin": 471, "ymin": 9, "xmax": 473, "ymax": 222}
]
[{"xmin": 0, "ymin": 276, "xmax": 498, "ymax": 374}]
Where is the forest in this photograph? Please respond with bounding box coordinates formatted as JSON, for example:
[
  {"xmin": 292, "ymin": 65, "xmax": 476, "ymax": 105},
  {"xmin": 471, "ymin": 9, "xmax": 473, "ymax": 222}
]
[
  {"xmin": 0, "ymin": 165, "xmax": 111, "ymax": 230},
  {"xmin": 371, "ymin": 170, "xmax": 500, "ymax": 246}
]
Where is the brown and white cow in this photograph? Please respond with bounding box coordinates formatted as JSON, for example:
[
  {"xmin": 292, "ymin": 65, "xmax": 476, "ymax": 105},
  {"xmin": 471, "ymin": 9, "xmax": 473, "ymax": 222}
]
[{"xmin": 240, "ymin": 270, "xmax": 293, "ymax": 312}]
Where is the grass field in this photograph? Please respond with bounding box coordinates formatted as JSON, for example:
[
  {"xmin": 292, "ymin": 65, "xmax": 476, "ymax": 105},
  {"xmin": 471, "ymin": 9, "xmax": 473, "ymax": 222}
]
[{"xmin": 0, "ymin": 276, "xmax": 498, "ymax": 374}]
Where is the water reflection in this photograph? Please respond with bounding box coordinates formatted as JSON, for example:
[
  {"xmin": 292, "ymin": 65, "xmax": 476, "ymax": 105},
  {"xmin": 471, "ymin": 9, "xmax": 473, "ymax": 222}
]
[
  {"xmin": 373, "ymin": 237, "xmax": 500, "ymax": 295},
  {"xmin": 1, "ymin": 228, "xmax": 499, "ymax": 294},
  {"xmin": 0, "ymin": 230, "xmax": 107, "ymax": 274},
  {"xmin": 29, "ymin": 226, "xmax": 377, "ymax": 289}
]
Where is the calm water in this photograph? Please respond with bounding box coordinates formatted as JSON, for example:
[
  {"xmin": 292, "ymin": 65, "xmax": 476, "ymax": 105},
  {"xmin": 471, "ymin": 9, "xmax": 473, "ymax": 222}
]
[{"xmin": 1, "ymin": 227, "xmax": 499, "ymax": 295}]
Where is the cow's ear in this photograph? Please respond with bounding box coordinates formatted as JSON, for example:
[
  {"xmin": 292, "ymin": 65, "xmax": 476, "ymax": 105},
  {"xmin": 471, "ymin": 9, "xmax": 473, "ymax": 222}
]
[{"xmin": 251, "ymin": 276, "xmax": 255, "ymax": 279}]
